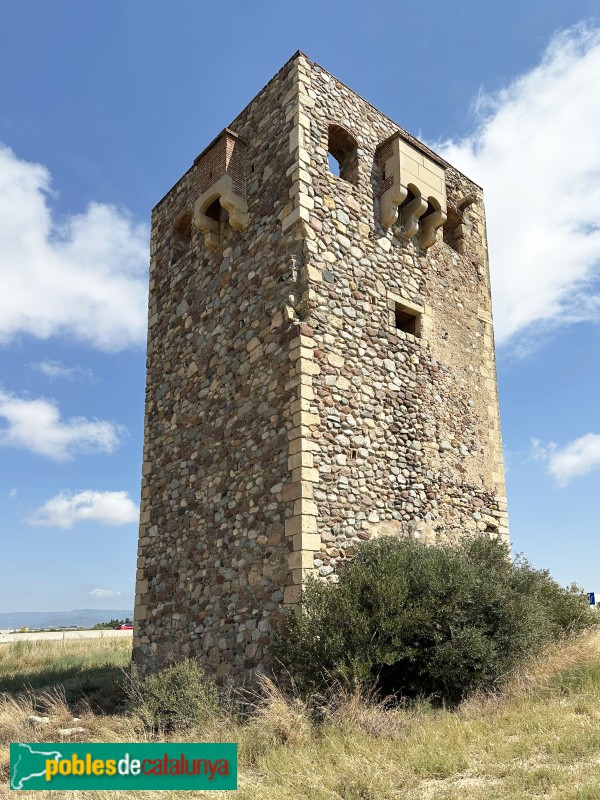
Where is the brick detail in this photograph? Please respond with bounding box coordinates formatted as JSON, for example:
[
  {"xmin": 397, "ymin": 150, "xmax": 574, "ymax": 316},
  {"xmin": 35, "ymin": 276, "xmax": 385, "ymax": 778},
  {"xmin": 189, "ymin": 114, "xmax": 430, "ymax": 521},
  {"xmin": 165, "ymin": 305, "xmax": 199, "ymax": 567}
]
[{"xmin": 196, "ymin": 129, "xmax": 247, "ymax": 199}]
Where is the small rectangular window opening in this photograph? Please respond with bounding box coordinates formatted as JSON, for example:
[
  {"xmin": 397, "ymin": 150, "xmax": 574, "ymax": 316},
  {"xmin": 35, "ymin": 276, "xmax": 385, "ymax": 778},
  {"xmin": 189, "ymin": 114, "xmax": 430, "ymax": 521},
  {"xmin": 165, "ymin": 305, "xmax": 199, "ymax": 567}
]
[{"xmin": 394, "ymin": 302, "xmax": 421, "ymax": 337}]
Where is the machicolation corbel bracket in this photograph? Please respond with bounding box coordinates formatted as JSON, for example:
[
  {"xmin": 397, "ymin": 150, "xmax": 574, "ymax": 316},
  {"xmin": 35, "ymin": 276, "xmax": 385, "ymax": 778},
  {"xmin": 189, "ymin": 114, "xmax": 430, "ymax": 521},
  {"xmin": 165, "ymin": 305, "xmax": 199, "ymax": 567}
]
[
  {"xmin": 377, "ymin": 134, "xmax": 447, "ymax": 250},
  {"xmin": 192, "ymin": 129, "xmax": 249, "ymax": 252}
]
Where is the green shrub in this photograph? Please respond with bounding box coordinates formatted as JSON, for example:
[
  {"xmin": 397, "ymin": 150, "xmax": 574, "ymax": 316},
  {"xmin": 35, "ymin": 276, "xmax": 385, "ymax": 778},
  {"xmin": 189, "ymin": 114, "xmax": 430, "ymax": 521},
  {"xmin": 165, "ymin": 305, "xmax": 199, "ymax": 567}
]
[
  {"xmin": 127, "ymin": 659, "xmax": 219, "ymax": 730},
  {"xmin": 273, "ymin": 536, "xmax": 596, "ymax": 703}
]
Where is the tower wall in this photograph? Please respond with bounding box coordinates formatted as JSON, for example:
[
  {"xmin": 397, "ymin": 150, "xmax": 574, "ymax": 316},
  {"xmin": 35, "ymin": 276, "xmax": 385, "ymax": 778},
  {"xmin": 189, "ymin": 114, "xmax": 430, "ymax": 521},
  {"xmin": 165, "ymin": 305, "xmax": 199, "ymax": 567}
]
[
  {"xmin": 285, "ymin": 58, "xmax": 508, "ymax": 603},
  {"xmin": 134, "ymin": 52, "xmax": 508, "ymax": 685},
  {"xmin": 134, "ymin": 58, "xmax": 304, "ymax": 680}
]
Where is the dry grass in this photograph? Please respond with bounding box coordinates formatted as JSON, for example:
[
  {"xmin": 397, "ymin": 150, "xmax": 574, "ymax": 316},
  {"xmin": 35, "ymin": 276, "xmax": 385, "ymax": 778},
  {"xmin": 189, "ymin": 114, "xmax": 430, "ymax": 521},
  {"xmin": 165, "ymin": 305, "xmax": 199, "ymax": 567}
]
[
  {"xmin": 2, "ymin": 631, "xmax": 600, "ymax": 799},
  {"xmin": 0, "ymin": 637, "xmax": 131, "ymax": 673}
]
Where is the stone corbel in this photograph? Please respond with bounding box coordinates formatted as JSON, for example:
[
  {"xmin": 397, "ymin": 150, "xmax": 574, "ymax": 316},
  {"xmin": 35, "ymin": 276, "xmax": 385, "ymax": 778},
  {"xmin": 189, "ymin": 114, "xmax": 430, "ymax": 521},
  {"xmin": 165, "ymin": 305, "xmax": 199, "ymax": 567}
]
[
  {"xmin": 219, "ymin": 192, "xmax": 249, "ymax": 232},
  {"xmin": 420, "ymin": 206, "xmax": 447, "ymax": 250},
  {"xmin": 377, "ymin": 134, "xmax": 447, "ymax": 250},
  {"xmin": 380, "ymin": 181, "xmax": 408, "ymax": 229},
  {"xmin": 193, "ymin": 175, "xmax": 249, "ymax": 252},
  {"xmin": 193, "ymin": 215, "xmax": 221, "ymax": 253},
  {"xmin": 399, "ymin": 192, "xmax": 428, "ymax": 240}
]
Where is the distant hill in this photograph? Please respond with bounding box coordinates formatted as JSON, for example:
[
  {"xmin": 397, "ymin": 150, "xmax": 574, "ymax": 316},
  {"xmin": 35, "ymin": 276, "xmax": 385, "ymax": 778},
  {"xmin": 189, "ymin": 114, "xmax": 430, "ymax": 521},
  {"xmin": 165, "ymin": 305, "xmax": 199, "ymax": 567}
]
[{"xmin": 0, "ymin": 609, "xmax": 134, "ymax": 630}]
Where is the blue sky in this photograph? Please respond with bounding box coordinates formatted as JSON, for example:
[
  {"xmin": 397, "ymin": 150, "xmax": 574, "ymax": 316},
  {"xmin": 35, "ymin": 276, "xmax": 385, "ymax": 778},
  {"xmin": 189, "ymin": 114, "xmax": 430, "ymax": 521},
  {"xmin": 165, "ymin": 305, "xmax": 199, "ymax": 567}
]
[{"xmin": 0, "ymin": 1, "xmax": 599, "ymax": 612}]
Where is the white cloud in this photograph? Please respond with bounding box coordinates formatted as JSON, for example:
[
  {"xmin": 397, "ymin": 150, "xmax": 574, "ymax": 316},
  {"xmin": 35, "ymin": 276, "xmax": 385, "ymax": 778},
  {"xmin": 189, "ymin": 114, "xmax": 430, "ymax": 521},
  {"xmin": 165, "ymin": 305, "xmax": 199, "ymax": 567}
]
[
  {"xmin": 532, "ymin": 433, "xmax": 600, "ymax": 486},
  {"xmin": 9, "ymin": 487, "xmax": 17, "ymax": 498},
  {"xmin": 89, "ymin": 588, "xmax": 122, "ymax": 598},
  {"xmin": 437, "ymin": 25, "xmax": 600, "ymax": 348},
  {"xmin": 28, "ymin": 490, "xmax": 139, "ymax": 529},
  {"xmin": 31, "ymin": 360, "xmax": 96, "ymax": 383},
  {"xmin": 0, "ymin": 144, "xmax": 149, "ymax": 351},
  {"xmin": 0, "ymin": 390, "xmax": 125, "ymax": 460}
]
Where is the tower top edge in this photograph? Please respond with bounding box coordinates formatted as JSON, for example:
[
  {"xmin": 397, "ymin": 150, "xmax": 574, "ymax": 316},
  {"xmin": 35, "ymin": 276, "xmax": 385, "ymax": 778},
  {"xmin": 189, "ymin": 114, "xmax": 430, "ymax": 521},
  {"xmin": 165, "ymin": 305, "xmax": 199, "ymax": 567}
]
[{"xmin": 152, "ymin": 51, "xmax": 480, "ymax": 212}]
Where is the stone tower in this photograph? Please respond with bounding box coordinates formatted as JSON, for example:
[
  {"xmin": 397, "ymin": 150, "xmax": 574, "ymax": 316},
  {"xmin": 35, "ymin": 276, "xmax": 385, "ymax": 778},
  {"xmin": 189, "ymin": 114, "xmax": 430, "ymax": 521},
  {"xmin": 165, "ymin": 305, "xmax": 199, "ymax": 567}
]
[{"xmin": 133, "ymin": 52, "xmax": 508, "ymax": 684}]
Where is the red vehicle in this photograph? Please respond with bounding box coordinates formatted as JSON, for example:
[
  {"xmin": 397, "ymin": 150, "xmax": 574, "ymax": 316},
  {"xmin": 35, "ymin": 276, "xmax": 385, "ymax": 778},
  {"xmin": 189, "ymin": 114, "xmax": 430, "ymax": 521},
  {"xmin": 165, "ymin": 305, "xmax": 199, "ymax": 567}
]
[{"xmin": 115, "ymin": 623, "xmax": 133, "ymax": 630}]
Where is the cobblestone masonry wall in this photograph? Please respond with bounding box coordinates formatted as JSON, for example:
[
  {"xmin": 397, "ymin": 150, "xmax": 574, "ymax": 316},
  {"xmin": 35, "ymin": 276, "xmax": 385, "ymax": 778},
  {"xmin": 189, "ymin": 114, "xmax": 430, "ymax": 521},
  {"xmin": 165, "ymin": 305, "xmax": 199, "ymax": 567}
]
[{"xmin": 134, "ymin": 52, "xmax": 508, "ymax": 685}]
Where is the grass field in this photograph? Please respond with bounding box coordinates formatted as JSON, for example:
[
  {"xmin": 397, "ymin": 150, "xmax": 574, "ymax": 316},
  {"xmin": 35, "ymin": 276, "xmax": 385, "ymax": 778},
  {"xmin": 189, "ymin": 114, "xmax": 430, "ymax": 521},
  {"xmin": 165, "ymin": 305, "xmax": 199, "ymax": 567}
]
[
  {"xmin": 0, "ymin": 636, "xmax": 131, "ymax": 714},
  {"xmin": 1, "ymin": 632, "xmax": 600, "ymax": 799}
]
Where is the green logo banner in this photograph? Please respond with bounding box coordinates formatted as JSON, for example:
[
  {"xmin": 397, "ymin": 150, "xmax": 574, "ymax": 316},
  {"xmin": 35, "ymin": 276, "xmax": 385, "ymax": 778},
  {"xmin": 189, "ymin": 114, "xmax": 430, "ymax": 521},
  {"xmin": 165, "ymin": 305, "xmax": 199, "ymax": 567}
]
[{"xmin": 10, "ymin": 742, "xmax": 237, "ymax": 790}]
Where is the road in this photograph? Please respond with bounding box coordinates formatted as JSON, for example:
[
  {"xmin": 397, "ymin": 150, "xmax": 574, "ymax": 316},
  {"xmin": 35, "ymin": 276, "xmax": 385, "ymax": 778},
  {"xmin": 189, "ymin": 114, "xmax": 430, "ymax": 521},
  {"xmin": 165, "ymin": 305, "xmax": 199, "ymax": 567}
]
[{"xmin": 0, "ymin": 629, "xmax": 133, "ymax": 644}]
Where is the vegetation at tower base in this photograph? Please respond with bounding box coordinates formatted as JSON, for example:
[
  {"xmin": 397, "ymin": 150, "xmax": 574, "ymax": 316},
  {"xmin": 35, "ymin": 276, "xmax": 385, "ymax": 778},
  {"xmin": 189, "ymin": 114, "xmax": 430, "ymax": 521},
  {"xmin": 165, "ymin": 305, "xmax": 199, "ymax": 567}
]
[
  {"xmin": 274, "ymin": 536, "xmax": 595, "ymax": 703},
  {"xmin": 125, "ymin": 658, "xmax": 219, "ymax": 732},
  {"xmin": 4, "ymin": 634, "xmax": 600, "ymax": 796}
]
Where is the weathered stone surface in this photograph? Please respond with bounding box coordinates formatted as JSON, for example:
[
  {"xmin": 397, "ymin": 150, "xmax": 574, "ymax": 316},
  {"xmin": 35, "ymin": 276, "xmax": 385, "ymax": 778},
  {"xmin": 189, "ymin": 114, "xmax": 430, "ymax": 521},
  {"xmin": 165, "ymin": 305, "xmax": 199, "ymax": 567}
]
[
  {"xmin": 134, "ymin": 51, "xmax": 508, "ymax": 688},
  {"xmin": 57, "ymin": 727, "xmax": 88, "ymax": 736}
]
